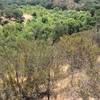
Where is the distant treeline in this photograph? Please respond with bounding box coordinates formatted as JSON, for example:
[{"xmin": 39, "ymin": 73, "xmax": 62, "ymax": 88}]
[{"xmin": 1, "ymin": 0, "xmax": 100, "ymax": 10}]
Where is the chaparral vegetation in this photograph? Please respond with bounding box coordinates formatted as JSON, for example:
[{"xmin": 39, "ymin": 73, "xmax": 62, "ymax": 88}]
[{"xmin": 0, "ymin": 0, "xmax": 100, "ymax": 100}]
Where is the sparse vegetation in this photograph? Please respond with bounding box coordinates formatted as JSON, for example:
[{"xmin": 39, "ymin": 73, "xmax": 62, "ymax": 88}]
[{"xmin": 0, "ymin": 0, "xmax": 100, "ymax": 100}]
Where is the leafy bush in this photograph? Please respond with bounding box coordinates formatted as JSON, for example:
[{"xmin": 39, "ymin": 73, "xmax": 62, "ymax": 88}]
[{"xmin": 20, "ymin": 6, "xmax": 95, "ymax": 40}]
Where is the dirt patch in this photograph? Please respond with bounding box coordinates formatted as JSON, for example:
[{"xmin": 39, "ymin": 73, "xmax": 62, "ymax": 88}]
[{"xmin": 23, "ymin": 14, "xmax": 33, "ymax": 22}]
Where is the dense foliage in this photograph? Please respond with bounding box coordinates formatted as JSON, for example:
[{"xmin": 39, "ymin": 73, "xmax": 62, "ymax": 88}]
[{"xmin": 0, "ymin": 5, "xmax": 96, "ymax": 41}]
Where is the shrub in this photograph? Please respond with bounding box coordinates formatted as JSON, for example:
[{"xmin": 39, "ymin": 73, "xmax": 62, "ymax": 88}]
[{"xmin": 57, "ymin": 34, "xmax": 98, "ymax": 69}]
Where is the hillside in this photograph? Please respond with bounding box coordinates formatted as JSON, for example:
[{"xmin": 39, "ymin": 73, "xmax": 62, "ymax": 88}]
[{"xmin": 0, "ymin": 0, "xmax": 100, "ymax": 100}]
